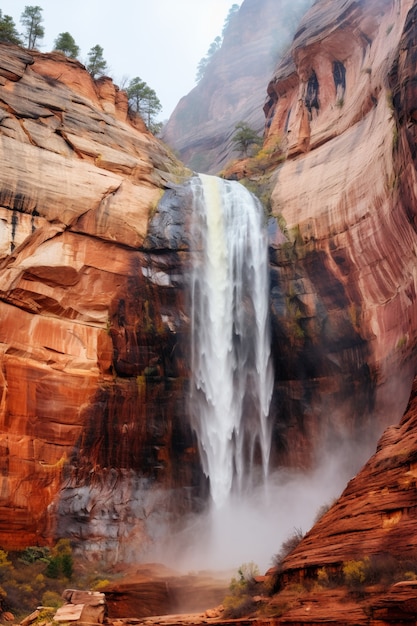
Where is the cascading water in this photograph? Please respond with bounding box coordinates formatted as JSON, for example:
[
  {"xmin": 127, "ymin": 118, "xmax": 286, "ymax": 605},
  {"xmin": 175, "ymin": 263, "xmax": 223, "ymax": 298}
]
[
  {"xmin": 189, "ymin": 173, "xmax": 274, "ymax": 509},
  {"xmin": 160, "ymin": 174, "xmax": 349, "ymax": 572}
]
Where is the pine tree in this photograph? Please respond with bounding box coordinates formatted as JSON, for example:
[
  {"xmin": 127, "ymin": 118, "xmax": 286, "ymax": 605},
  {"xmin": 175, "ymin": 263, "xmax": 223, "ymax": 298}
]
[
  {"xmin": 127, "ymin": 77, "xmax": 162, "ymax": 134},
  {"xmin": 231, "ymin": 122, "xmax": 262, "ymax": 157},
  {"xmin": 86, "ymin": 44, "xmax": 108, "ymax": 78},
  {"xmin": 54, "ymin": 32, "xmax": 80, "ymax": 59},
  {"xmin": 0, "ymin": 11, "xmax": 22, "ymax": 45},
  {"xmin": 20, "ymin": 5, "xmax": 44, "ymax": 49}
]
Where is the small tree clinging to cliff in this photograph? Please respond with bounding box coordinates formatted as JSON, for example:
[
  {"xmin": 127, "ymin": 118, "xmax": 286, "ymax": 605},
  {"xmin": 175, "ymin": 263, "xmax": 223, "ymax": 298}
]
[
  {"xmin": 20, "ymin": 5, "xmax": 44, "ymax": 49},
  {"xmin": 232, "ymin": 121, "xmax": 263, "ymax": 157},
  {"xmin": 195, "ymin": 3, "xmax": 240, "ymax": 83}
]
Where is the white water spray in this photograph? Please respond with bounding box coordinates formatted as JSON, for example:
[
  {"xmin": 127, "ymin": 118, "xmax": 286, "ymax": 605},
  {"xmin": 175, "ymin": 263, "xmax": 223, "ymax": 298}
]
[{"xmin": 189, "ymin": 174, "xmax": 273, "ymax": 508}]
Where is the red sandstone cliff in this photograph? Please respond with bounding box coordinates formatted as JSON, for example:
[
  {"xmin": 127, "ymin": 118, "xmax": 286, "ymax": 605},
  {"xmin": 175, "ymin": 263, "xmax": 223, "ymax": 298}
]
[
  {"xmin": 0, "ymin": 44, "xmax": 201, "ymax": 559},
  {"xmin": 257, "ymin": 0, "xmax": 417, "ymax": 621},
  {"xmin": 260, "ymin": 0, "xmax": 417, "ymax": 472},
  {"xmin": 0, "ymin": 0, "xmax": 417, "ymax": 581}
]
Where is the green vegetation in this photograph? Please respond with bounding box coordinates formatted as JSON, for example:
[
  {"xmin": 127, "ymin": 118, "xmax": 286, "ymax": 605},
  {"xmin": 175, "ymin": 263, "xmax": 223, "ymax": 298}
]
[
  {"xmin": 195, "ymin": 3, "xmax": 239, "ymax": 82},
  {"xmin": 0, "ymin": 11, "xmax": 22, "ymax": 44},
  {"xmin": 343, "ymin": 559, "xmax": 367, "ymax": 588},
  {"xmin": 126, "ymin": 77, "xmax": 162, "ymax": 134},
  {"xmin": 44, "ymin": 539, "xmax": 73, "ymax": 580},
  {"xmin": 53, "ymin": 32, "xmax": 80, "ymax": 58},
  {"xmin": 223, "ymin": 562, "xmax": 260, "ymax": 618},
  {"xmin": 289, "ymin": 554, "xmax": 417, "ymax": 595},
  {"xmin": 1, "ymin": 6, "xmax": 165, "ymax": 134},
  {"xmin": 231, "ymin": 121, "xmax": 263, "ymax": 157},
  {"xmin": 20, "ymin": 5, "xmax": 44, "ymax": 49},
  {"xmin": 86, "ymin": 44, "xmax": 108, "ymax": 78},
  {"xmin": 0, "ymin": 542, "xmax": 72, "ymax": 618},
  {"xmin": 222, "ymin": 4, "xmax": 240, "ymax": 37},
  {"xmin": 196, "ymin": 36, "xmax": 222, "ymax": 82},
  {"xmin": 0, "ymin": 539, "xmax": 125, "ymax": 620}
]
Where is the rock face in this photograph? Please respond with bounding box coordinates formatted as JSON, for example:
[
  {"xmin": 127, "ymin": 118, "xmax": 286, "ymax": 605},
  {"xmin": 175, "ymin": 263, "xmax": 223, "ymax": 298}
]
[
  {"xmin": 281, "ymin": 375, "xmax": 417, "ymax": 576},
  {"xmin": 262, "ymin": 377, "xmax": 417, "ymax": 625},
  {"xmin": 1, "ymin": 0, "xmax": 417, "ymax": 572},
  {"xmin": 0, "ymin": 43, "xmax": 203, "ymax": 558},
  {"xmin": 161, "ymin": 0, "xmax": 314, "ymax": 174},
  {"xmin": 263, "ymin": 0, "xmax": 417, "ymax": 472}
]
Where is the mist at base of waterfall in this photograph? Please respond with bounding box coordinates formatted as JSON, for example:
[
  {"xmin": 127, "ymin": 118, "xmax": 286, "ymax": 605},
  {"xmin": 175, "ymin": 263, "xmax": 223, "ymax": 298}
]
[{"xmin": 149, "ymin": 444, "xmax": 361, "ymax": 575}]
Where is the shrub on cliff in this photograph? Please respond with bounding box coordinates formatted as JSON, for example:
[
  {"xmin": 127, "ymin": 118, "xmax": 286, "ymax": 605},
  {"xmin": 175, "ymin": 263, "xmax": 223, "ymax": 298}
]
[
  {"xmin": 274, "ymin": 527, "xmax": 305, "ymax": 567},
  {"xmin": 45, "ymin": 539, "xmax": 73, "ymax": 580},
  {"xmin": 343, "ymin": 559, "xmax": 367, "ymax": 589},
  {"xmin": 268, "ymin": 528, "xmax": 305, "ymax": 595}
]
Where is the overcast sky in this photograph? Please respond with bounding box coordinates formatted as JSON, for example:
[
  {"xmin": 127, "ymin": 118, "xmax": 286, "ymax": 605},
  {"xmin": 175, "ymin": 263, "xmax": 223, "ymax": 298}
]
[{"xmin": 1, "ymin": 0, "xmax": 241, "ymax": 119}]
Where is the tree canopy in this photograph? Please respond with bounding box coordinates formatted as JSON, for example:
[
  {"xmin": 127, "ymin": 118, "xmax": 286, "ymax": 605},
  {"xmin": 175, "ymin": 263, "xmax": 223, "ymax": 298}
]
[
  {"xmin": 231, "ymin": 122, "xmax": 263, "ymax": 157},
  {"xmin": 2, "ymin": 7, "xmax": 164, "ymax": 134},
  {"xmin": 196, "ymin": 36, "xmax": 222, "ymax": 83},
  {"xmin": 222, "ymin": 3, "xmax": 240, "ymax": 36},
  {"xmin": 196, "ymin": 3, "xmax": 240, "ymax": 83},
  {"xmin": 20, "ymin": 5, "xmax": 44, "ymax": 49},
  {"xmin": 126, "ymin": 77, "xmax": 162, "ymax": 134},
  {"xmin": 86, "ymin": 44, "xmax": 108, "ymax": 78},
  {"xmin": 53, "ymin": 32, "xmax": 80, "ymax": 59},
  {"xmin": 0, "ymin": 11, "xmax": 22, "ymax": 45}
]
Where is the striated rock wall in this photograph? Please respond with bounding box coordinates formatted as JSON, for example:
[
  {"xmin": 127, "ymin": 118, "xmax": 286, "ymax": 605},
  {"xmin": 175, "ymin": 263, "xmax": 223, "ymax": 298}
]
[
  {"xmin": 281, "ymin": 374, "xmax": 417, "ymax": 577},
  {"xmin": 263, "ymin": 0, "xmax": 417, "ymax": 471},
  {"xmin": 0, "ymin": 43, "xmax": 203, "ymax": 557},
  {"xmin": 1, "ymin": 0, "xmax": 417, "ymax": 567}
]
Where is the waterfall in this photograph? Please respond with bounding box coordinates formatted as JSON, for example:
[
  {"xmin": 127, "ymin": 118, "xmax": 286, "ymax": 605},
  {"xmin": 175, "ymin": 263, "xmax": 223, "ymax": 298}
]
[{"xmin": 189, "ymin": 174, "xmax": 273, "ymax": 508}]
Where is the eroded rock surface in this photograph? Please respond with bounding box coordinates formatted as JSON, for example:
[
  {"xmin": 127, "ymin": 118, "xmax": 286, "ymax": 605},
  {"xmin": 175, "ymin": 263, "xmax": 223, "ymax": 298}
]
[
  {"xmin": 281, "ymin": 375, "xmax": 417, "ymax": 576},
  {"xmin": 0, "ymin": 43, "xmax": 200, "ymax": 556},
  {"xmin": 1, "ymin": 0, "xmax": 417, "ymax": 572},
  {"xmin": 263, "ymin": 0, "xmax": 417, "ymax": 471}
]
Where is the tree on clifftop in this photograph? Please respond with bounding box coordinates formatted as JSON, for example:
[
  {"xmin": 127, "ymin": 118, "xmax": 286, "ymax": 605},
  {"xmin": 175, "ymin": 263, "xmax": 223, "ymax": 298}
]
[
  {"xmin": 196, "ymin": 36, "xmax": 222, "ymax": 83},
  {"xmin": 86, "ymin": 44, "xmax": 108, "ymax": 78},
  {"xmin": 20, "ymin": 5, "xmax": 44, "ymax": 49},
  {"xmin": 54, "ymin": 32, "xmax": 80, "ymax": 59},
  {"xmin": 127, "ymin": 77, "xmax": 162, "ymax": 134},
  {"xmin": 0, "ymin": 11, "xmax": 22, "ymax": 45}
]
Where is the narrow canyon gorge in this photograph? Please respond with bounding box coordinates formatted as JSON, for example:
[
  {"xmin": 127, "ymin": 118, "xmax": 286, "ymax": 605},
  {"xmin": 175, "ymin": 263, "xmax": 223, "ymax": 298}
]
[{"xmin": 1, "ymin": 0, "xmax": 417, "ymax": 624}]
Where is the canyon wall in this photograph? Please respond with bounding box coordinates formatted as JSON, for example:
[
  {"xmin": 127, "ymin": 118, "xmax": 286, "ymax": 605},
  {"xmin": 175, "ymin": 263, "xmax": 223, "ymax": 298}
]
[
  {"xmin": 0, "ymin": 44, "xmax": 205, "ymax": 560},
  {"xmin": 0, "ymin": 0, "xmax": 417, "ymax": 566},
  {"xmin": 264, "ymin": 0, "xmax": 417, "ymax": 585},
  {"xmin": 161, "ymin": 0, "xmax": 314, "ymax": 174},
  {"xmin": 262, "ymin": 0, "xmax": 417, "ymax": 472}
]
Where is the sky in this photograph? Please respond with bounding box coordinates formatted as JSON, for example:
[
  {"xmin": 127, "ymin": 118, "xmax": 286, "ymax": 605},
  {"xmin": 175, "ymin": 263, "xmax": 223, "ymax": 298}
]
[{"xmin": 1, "ymin": 0, "xmax": 242, "ymax": 120}]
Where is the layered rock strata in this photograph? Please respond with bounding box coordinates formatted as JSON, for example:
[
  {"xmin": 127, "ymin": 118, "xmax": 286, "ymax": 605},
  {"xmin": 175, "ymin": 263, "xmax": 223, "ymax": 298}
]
[
  {"xmin": 0, "ymin": 43, "xmax": 202, "ymax": 557},
  {"xmin": 263, "ymin": 0, "xmax": 417, "ymax": 470},
  {"xmin": 281, "ymin": 375, "xmax": 417, "ymax": 577},
  {"xmin": 1, "ymin": 0, "xmax": 417, "ymax": 566}
]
